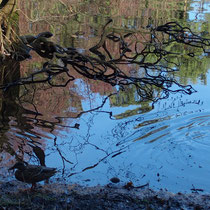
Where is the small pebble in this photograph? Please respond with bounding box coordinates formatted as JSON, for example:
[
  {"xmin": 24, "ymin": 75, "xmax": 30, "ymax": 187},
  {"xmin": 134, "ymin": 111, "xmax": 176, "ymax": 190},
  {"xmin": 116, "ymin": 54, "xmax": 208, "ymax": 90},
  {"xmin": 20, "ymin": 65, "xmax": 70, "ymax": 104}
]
[{"xmin": 110, "ymin": 177, "xmax": 120, "ymax": 183}]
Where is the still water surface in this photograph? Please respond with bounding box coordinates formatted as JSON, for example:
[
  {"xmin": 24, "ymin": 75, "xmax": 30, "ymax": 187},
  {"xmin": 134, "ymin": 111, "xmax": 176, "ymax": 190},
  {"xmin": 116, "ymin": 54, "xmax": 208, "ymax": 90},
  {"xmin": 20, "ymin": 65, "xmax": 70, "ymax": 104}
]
[{"xmin": 0, "ymin": 0, "xmax": 210, "ymax": 193}]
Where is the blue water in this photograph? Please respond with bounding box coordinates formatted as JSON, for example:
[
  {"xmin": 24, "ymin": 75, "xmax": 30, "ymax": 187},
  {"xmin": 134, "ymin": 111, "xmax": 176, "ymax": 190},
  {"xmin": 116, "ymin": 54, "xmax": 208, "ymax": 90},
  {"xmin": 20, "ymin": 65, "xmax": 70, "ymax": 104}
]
[
  {"xmin": 35, "ymin": 71, "xmax": 209, "ymax": 193},
  {"xmin": 1, "ymin": 0, "xmax": 210, "ymax": 194}
]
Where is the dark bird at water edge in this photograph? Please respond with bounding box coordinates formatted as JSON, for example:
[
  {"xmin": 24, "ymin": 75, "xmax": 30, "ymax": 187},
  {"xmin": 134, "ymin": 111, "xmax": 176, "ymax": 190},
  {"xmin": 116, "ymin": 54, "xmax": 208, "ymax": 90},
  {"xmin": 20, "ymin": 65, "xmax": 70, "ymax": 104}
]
[{"xmin": 9, "ymin": 162, "xmax": 57, "ymax": 190}]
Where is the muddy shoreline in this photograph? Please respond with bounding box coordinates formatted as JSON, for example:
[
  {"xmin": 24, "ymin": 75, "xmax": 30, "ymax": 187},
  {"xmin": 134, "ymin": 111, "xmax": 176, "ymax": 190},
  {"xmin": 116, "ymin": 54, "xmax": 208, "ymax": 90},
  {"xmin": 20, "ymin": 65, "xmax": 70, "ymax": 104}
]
[{"xmin": 0, "ymin": 181, "xmax": 210, "ymax": 209}]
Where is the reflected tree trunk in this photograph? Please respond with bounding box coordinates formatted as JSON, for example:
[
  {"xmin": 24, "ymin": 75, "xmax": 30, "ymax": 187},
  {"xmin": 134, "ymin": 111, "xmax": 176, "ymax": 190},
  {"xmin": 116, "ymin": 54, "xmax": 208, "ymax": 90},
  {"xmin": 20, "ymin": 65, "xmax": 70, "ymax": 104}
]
[
  {"xmin": 0, "ymin": 0, "xmax": 17, "ymax": 54},
  {"xmin": 0, "ymin": 0, "xmax": 20, "ymax": 130},
  {"xmin": 0, "ymin": 0, "xmax": 19, "ymax": 87}
]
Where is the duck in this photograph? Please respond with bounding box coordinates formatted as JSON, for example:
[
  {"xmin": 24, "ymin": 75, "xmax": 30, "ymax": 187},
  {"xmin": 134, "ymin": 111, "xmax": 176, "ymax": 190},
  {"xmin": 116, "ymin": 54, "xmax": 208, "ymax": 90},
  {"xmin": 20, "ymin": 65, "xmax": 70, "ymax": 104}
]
[{"xmin": 9, "ymin": 162, "xmax": 57, "ymax": 190}]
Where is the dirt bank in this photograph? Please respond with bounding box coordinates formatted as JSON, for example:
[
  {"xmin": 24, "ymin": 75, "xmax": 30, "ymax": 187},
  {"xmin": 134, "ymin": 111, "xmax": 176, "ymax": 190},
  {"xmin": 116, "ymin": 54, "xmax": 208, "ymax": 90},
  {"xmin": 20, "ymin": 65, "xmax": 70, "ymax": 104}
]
[{"xmin": 0, "ymin": 181, "xmax": 209, "ymax": 209}]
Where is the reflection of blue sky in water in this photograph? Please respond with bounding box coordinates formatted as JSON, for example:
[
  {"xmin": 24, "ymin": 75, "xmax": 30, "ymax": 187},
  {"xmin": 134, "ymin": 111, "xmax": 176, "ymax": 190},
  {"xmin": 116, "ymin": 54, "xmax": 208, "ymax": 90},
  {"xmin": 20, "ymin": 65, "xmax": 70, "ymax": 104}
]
[
  {"xmin": 188, "ymin": 0, "xmax": 210, "ymax": 21},
  {"xmin": 44, "ymin": 68, "xmax": 210, "ymax": 193},
  {"xmin": 44, "ymin": 1, "xmax": 210, "ymax": 190},
  {"xmin": 4, "ymin": 0, "xmax": 210, "ymax": 193}
]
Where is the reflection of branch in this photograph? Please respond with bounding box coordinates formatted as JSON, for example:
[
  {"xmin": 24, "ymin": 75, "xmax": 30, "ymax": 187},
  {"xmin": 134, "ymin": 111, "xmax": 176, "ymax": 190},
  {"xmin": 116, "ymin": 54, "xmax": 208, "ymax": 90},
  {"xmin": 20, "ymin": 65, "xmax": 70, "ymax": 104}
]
[
  {"xmin": 0, "ymin": 63, "xmax": 74, "ymax": 90},
  {"xmin": 1, "ymin": 21, "xmax": 205, "ymax": 103},
  {"xmin": 53, "ymin": 136, "xmax": 73, "ymax": 175},
  {"xmin": 56, "ymin": 93, "xmax": 116, "ymax": 122},
  {"xmin": 155, "ymin": 22, "xmax": 210, "ymax": 52},
  {"xmin": 68, "ymin": 146, "xmax": 128, "ymax": 177}
]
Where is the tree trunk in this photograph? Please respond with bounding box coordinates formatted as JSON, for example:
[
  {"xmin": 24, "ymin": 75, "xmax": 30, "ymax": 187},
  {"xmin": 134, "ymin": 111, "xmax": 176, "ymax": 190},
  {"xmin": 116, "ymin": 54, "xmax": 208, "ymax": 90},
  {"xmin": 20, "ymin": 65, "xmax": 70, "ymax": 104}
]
[{"xmin": 0, "ymin": 0, "xmax": 18, "ymax": 54}]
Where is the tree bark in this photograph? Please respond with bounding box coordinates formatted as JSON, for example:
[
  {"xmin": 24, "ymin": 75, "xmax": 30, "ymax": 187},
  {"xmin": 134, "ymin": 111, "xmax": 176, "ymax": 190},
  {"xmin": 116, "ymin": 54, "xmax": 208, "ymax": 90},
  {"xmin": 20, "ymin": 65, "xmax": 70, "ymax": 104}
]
[{"xmin": 0, "ymin": 0, "xmax": 10, "ymax": 9}]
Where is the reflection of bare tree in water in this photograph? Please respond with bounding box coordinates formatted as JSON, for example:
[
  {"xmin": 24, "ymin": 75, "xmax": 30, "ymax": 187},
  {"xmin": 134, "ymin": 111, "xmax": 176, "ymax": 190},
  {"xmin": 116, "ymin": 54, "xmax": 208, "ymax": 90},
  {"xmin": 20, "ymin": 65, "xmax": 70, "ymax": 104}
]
[
  {"xmin": 66, "ymin": 113, "xmax": 129, "ymax": 178},
  {"xmin": 0, "ymin": 19, "xmax": 209, "ymax": 174},
  {"xmin": 1, "ymin": 20, "xmax": 207, "ymax": 102}
]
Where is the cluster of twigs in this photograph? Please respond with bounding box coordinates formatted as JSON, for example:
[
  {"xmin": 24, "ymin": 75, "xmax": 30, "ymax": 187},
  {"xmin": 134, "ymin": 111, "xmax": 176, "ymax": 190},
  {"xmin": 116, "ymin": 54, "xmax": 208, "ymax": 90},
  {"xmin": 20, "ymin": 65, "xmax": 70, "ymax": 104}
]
[
  {"xmin": 156, "ymin": 21, "xmax": 210, "ymax": 50},
  {"xmin": 1, "ymin": 20, "xmax": 209, "ymax": 102}
]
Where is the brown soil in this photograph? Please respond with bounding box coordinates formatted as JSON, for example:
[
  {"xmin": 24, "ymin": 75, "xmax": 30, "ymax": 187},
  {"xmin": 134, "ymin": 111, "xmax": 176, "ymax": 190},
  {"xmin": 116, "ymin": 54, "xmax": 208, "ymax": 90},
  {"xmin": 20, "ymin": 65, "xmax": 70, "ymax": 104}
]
[{"xmin": 0, "ymin": 181, "xmax": 209, "ymax": 209}]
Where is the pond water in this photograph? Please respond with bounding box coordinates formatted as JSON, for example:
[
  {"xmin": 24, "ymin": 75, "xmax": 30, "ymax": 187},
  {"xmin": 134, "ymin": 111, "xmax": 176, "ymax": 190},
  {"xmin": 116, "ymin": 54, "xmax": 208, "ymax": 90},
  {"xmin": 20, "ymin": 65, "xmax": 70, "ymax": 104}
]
[{"xmin": 0, "ymin": 0, "xmax": 210, "ymax": 193}]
